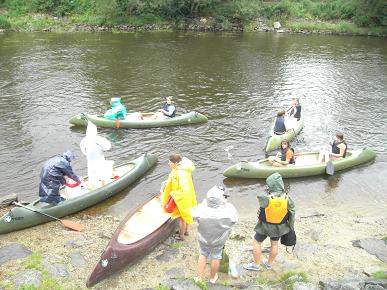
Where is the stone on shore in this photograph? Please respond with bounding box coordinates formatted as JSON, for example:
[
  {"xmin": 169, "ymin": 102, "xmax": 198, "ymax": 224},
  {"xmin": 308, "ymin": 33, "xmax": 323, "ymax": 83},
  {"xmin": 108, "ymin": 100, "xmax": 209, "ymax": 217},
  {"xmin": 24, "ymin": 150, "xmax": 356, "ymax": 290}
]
[
  {"xmin": 45, "ymin": 263, "xmax": 69, "ymax": 278},
  {"xmin": 352, "ymin": 239, "xmax": 387, "ymax": 262},
  {"xmin": 68, "ymin": 251, "xmax": 86, "ymax": 267},
  {"xmin": 12, "ymin": 269, "xmax": 42, "ymax": 288},
  {"xmin": 293, "ymin": 282, "xmax": 319, "ymax": 290},
  {"xmin": 0, "ymin": 243, "xmax": 31, "ymax": 266}
]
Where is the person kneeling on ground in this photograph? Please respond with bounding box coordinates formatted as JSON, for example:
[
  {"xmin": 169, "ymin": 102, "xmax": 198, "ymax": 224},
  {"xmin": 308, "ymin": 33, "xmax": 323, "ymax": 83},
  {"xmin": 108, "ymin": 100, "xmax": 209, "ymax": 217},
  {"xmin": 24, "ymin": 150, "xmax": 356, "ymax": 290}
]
[
  {"xmin": 39, "ymin": 150, "xmax": 81, "ymax": 206},
  {"xmin": 104, "ymin": 97, "xmax": 127, "ymax": 120},
  {"xmin": 319, "ymin": 132, "xmax": 347, "ymax": 163},
  {"xmin": 268, "ymin": 140, "xmax": 295, "ymax": 167},
  {"xmin": 191, "ymin": 186, "xmax": 238, "ymax": 284},
  {"xmin": 243, "ymin": 173, "xmax": 295, "ymax": 271}
]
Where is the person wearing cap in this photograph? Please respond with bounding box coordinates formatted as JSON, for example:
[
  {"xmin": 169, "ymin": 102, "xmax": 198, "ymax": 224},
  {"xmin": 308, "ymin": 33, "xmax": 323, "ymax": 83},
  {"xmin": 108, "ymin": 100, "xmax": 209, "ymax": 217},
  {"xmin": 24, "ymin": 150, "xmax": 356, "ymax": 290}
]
[
  {"xmin": 104, "ymin": 97, "xmax": 127, "ymax": 120},
  {"xmin": 162, "ymin": 153, "xmax": 196, "ymax": 240},
  {"xmin": 191, "ymin": 186, "xmax": 238, "ymax": 284},
  {"xmin": 39, "ymin": 150, "xmax": 81, "ymax": 206}
]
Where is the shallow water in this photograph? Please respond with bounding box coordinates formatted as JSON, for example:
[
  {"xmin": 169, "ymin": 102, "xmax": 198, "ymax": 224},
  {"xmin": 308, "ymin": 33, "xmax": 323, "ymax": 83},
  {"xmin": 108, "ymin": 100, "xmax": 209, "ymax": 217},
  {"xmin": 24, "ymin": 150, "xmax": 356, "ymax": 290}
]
[{"xmin": 0, "ymin": 32, "xmax": 386, "ymax": 218}]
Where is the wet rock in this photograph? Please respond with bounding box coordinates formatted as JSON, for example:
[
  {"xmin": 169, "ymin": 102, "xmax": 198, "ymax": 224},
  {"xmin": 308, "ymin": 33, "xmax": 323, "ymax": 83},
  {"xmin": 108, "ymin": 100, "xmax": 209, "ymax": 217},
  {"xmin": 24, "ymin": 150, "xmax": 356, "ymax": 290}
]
[
  {"xmin": 164, "ymin": 267, "xmax": 186, "ymax": 279},
  {"xmin": 364, "ymin": 279, "xmax": 387, "ymax": 289},
  {"xmin": 207, "ymin": 283, "xmax": 233, "ymax": 289},
  {"xmin": 156, "ymin": 248, "xmax": 179, "ymax": 262},
  {"xmin": 273, "ymin": 22, "xmax": 281, "ymax": 29},
  {"xmin": 65, "ymin": 235, "xmax": 94, "ymax": 248},
  {"xmin": 0, "ymin": 243, "xmax": 32, "ymax": 266},
  {"xmin": 12, "ymin": 269, "xmax": 42, "ymax": 288},
  {"xmin": 352, "ymin": 239, "xmax": 387, "ymax": 262},
  {"xmin": 68, "ymin": 252, "xmax": 86, "ymax": 267},
  {"xmin": 163, "ymin": 279, "xmax": 201, "ymax": 290},
  {"xmin": 319, "ymin": 279, "xmax": 364, "ymax": 289},
  {"xmin": 45, "ymin": 263, "xmax": 68, "ymax": 278},
  {"xmin": 293, "ymin": 282, "xmax": 318, "ymax": 290},
  {"xmin": 43, "ymin": 254, "xmax": 63, "ymax": 265}
]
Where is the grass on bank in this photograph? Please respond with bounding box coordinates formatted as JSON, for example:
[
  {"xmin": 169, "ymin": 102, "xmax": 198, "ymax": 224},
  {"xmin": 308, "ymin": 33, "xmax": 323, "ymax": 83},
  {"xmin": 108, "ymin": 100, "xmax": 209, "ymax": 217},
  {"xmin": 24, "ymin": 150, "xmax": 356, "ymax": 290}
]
[{"xmin": 372, "ymin": 271, "xmax": 387, "ymax": 280}]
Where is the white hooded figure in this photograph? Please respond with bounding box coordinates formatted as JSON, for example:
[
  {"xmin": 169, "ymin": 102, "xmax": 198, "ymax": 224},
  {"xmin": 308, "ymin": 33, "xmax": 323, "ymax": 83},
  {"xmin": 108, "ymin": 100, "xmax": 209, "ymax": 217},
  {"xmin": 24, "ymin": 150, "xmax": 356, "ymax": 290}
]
[{"xmin": 80, "ymin": 121, "xmax": 113, "ymax": 187}]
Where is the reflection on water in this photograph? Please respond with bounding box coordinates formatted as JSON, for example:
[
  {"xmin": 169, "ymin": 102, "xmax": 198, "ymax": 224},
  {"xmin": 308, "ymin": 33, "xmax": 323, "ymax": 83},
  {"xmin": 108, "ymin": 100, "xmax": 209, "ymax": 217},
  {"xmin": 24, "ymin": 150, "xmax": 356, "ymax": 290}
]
[{"xmin": 0, "ymin": 32, "xmax": 386, "ymax": 218}]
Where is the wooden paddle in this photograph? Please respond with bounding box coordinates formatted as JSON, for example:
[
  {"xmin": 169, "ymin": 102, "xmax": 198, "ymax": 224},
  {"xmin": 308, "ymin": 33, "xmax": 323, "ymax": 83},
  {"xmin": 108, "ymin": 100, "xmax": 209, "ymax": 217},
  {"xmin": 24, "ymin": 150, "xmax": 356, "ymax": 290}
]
[{"xmin": 13, "ymin": 202, "xmax": 84, "ymax": 232}]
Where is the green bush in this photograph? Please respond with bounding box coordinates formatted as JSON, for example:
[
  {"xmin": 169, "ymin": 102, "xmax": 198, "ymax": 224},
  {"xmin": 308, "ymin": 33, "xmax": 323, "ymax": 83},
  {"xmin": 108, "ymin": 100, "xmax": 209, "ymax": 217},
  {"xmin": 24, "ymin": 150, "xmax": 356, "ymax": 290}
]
[
  {"xmin": 0, "ymin": 15, "xmax": 11, "ymax": 28},
  {"xmin": 352, "ymin": 0, "xmax": 386, "ymax": 26}
]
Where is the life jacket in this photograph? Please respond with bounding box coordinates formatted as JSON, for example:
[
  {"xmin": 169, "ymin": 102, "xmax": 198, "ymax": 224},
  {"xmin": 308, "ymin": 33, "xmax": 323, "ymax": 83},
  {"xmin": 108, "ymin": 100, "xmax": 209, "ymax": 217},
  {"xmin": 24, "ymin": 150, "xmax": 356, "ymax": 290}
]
[
  {"xmin": 280, "ymin": 148, "xmax": 295, "ymax": 164},
  {"xmin": 294, "ymin": 105, "xmax": 301, "ymax": 120},
  {"xmin": 273, "ymin": 117, "xmax": 286, "ymax": 134},
  {"xmin": 162, "ymin": 102, "xmax": 176, "ymax": 117},
  {"xmin": 332, "ymin": 141, "xmax": 347, "ymax": 158},
  {"xmin": 259, "ymin": 193, "xmax": 289, "ymax": 224}
]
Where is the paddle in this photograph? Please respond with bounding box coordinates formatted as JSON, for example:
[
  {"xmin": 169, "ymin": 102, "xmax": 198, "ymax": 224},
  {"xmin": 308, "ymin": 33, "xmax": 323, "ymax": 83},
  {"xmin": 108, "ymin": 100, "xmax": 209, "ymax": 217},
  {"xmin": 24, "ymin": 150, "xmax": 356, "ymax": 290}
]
[
  {"xmin": 326, "ymin": 160, "xmax": 334, "ymax": 175},
  {"xmin": 13, "ymin": 202, "xmax": 84, "ymax": 232}
]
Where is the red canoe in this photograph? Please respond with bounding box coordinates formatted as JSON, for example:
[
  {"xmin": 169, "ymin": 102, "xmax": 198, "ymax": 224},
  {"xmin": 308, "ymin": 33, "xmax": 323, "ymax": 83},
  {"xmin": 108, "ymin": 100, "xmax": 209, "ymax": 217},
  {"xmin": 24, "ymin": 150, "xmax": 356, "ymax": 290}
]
[{"xmin": 86, "ymin": 192, "xmax": 178, "ymax": 287}]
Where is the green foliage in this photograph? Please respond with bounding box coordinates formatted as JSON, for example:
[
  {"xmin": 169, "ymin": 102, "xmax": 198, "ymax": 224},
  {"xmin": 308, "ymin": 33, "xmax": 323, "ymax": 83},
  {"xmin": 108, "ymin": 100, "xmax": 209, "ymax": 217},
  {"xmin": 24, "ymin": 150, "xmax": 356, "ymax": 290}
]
[
  {"xmin": 194, "ymin": 279, "xmax": 207, "ymax": 290},
  {"xmin": 170, "ymin": 241, "xmax": 184, "ymax": 248},
  {"xmin": 23, "ymin": 252, "xmax": 44, "ymax": 271},
  {"xmin": 372, "ymin": 271, "xmax": 387, "ymax": 279},
  {"xmin": 279, "ymin": 271, "xmax": 309, "ymax": 290},
  {"xmin": 0, "ymin": 15, "xmax": 11, "ymax": 28},
  {"xmin": 156, "ymin": 285, "xmax": 170, "ymax": 290},
  {"xmin": 352, "ymin": 0, "xmax": 386, "ymax": 27}
]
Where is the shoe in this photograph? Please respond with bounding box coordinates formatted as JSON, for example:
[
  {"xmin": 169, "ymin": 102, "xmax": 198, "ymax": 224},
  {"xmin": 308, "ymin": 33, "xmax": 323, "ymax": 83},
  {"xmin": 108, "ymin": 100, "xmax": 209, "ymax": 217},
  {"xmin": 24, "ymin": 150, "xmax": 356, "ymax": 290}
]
[
  {"xmin": 242, "ymin": 262, "xmax": 261, "ymax": 271},
  {"xmin": 262, "ymin": 259, "xmax": 272, "ymax": 270},
  {"xmin": 209, "ymin": 273, "xmax": 218, "ymax": 284}
]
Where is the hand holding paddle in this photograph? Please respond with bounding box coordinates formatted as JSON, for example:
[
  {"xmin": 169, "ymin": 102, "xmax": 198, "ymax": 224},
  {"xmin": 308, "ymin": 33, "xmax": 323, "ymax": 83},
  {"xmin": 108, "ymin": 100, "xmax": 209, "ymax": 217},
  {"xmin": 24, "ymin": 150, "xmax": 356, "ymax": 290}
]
[{"xmin": 13, "ymin": 202, "xmax": 84, "ymax": 232}]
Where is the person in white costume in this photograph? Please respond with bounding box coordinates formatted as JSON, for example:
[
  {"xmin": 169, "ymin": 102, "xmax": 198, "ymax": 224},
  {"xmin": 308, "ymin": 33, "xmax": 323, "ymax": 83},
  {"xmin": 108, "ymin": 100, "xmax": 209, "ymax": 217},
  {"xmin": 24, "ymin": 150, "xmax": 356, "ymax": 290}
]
[{"xmin": 80, "ymin": 121, "xmax": 113, "ymax": 189}]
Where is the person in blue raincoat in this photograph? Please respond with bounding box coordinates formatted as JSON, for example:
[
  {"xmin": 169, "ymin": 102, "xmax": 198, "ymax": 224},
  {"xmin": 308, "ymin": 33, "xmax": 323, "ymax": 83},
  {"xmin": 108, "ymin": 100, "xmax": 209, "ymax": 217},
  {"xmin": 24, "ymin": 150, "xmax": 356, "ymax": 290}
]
[
  {"xmin": 104, "ymin": 97, "xmax": 127, "ymax": 120},
  {"xmin": 39, "ymin": 150, "xmax": 81, "ymax": 205}
]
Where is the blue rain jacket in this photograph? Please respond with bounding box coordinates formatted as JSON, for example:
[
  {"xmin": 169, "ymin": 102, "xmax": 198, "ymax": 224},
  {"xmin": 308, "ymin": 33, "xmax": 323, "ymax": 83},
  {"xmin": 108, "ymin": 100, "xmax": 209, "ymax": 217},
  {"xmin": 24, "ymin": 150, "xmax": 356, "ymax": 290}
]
[
  {"xmin": 104, "ymin": 98, "xmax": 127, "ymax": 120},
  {"xmin": 39, "ymin": 151, "xmax": 80, "ymax": 198}
]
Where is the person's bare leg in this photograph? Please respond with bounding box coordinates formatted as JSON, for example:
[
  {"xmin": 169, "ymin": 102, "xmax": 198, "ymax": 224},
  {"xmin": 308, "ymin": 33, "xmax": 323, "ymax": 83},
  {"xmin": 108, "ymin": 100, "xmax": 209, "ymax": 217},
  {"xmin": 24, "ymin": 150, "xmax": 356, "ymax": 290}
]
[
  {"xmin": 197, "ymin": 255, "xmax": 207, "ymax": 279},
  {"xmin": 179, "ymin": 218, "xmax": 187, "ymax": 239},
  {"xmin": 252, "ymin": 239, "xmax": 262, "ymax": 264},
  {"xmin": 268, "ymin": 240, "xmax": 279, "ymax": 265},
  {"xmin": 210, "ymin": 259, "xmax": 220, "ymax": 280}
]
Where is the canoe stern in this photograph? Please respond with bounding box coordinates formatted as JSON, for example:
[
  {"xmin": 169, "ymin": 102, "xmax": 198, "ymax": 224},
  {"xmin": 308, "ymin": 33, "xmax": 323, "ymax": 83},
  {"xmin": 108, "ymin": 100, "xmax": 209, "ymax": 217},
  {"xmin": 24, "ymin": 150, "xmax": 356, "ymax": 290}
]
[{"xmin": 69, "ymin": 114, "xmax": 88, "ymax": 126}]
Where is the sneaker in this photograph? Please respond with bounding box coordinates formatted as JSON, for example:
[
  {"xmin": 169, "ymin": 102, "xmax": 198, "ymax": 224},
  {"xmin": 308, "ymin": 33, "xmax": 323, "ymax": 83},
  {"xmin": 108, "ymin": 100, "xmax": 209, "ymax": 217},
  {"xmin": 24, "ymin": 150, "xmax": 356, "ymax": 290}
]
[
  {"xmin": 209, "ymin": 273, "xmax": 218, "ymax": 284},
  {"xmin": 242, "ymin": 262, "xmax": 261, "ymax": 271},
  {"xmin": 262, "ymin": 259, "xmax": 272, "ymax": 270}
]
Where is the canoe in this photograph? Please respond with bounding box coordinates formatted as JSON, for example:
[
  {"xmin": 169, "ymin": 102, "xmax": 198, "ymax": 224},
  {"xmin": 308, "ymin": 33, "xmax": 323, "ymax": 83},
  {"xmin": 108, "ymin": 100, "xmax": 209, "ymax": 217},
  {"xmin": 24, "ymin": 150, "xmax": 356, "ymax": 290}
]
[
  {"xmin": 223, "ymin": 148, "xmax": 376, "ymax": 179},
  {"xmin": 69, "ymin": 111, "xmax": 208, "ymax": 128},
  {"xmin": 265, "ymin": 107, "xmax": 304, "ymax": 152},
  {"xmin": 0, "ymin": 153, "xmax": 157, "ymax": 235},
  {"xmin": 86, "ymin": 192, "xmax": 177, "ymax": 287}
]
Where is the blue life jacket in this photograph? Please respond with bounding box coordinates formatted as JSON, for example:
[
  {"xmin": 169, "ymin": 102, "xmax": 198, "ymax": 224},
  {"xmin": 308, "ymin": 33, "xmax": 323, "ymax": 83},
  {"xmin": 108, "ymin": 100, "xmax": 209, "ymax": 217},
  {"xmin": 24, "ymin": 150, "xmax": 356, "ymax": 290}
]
[
  {"xmin": 274, "ymin": 117, "xmax": 286, "ymax": 134},
  {"xmin": 280, "ymin": 148, "xmax": 295, "ymax": 164},
  {"xmin": 163, "ymin": 102, "xmax": 176, "ymax": 117},
  {"xmin": 293, "ymin": 105, "xmax": 301, "ymax": 120},
  {"xmin": 332, "ymin": 141, "xmax": 347, "ymax": 157}
]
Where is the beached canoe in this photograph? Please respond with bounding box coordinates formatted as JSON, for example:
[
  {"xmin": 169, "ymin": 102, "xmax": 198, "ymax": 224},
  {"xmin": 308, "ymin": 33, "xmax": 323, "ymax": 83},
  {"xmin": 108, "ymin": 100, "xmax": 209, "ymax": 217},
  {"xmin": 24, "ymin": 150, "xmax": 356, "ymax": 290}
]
[
  {"xmin": 86, "ymin": 192, "xmax": 177, "ymax": 287},
  {"xmin": 223, "ymin": 148, "xmax": 376, "ymax": 179},
  {"xmin": 69, "ymin": 111, "xmax": 208, "ymax": 128},
  {"xmin": 265, "ymin": 108, "xmax": 304, "ymax": 152},
  {"xmin": 0, "ymin": 153, "xmax": 157, "ymax": 235}
]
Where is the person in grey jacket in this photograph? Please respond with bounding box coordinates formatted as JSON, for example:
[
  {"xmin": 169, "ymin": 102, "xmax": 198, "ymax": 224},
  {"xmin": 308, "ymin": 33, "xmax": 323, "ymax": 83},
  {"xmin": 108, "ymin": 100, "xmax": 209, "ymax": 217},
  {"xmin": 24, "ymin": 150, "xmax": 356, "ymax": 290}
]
[
  {"xmin": 191, "ymin": 186, "xmax": 238, "ymax": 284},
  {"xmin": 243, "ymin": 173, "xmax": 295, "ymax": 271}
]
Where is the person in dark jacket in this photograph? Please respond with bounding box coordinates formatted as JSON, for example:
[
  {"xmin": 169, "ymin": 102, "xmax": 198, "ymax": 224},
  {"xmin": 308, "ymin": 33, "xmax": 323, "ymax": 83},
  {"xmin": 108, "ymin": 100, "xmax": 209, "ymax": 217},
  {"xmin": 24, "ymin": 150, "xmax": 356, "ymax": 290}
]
[
  {"xmin": 39, "ymin": 150, "xmax": 81, "ymax": 206},
  {"xmin": 243, "ymin": 173, "xmax": 295, "ymax": 271},
  {"xmin": 287, "ymin": 98, "xmax": 301, "ymax": 120},
  {"xmin": 273, "ymin": 111, "xmax": 287, "ymax": 135}
]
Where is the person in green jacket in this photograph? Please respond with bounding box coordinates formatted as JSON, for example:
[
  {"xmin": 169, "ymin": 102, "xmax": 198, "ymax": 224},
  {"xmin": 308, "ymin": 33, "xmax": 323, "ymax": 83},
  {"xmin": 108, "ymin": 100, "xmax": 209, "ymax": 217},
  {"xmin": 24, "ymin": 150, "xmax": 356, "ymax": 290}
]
[
  {"xmin": 243, "ymin": 173, "xmax": 295, "ymax": 271},
  {"xmin": 104, "ymin": 97, "xmax": 127, "ymax": 120}
]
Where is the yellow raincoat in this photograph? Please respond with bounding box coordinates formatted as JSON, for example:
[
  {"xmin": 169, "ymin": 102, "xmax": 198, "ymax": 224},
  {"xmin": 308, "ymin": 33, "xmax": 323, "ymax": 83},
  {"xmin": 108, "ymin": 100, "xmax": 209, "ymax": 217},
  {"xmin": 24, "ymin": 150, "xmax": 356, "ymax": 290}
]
[{"xmin": 162, "ymin": 157, "xmax": 197, "ymax": 224}]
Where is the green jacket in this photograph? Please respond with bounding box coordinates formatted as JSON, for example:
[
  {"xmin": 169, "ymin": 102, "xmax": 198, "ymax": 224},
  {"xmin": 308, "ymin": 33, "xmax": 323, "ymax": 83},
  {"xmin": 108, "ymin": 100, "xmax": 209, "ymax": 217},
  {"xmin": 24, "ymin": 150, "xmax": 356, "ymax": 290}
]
[{"xmin": 254, "ymin": 173, "xmax": 295, "ymax": 238}]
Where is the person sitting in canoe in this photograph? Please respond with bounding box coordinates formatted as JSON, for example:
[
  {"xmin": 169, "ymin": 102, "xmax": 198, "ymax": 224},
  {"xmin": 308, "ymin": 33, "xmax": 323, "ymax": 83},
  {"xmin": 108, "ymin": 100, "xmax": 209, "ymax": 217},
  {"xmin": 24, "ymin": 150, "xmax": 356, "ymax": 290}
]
[
  {"xmin": 319, "ymin": 132, "xmax": 347, "ymax": 163},
  {"xmin": 287, "ymin": 98, "xmax": 301, "ymax": 121},
  {"xmin": 268, "ymin": 140, "xmax": 295, "ymax": 167},
  {"xmin": 39, "ymin": 150, "xmax": 81, "ymax": 206},
  {"xmin": 273, "ymin": 110, "xmax": 287, "ymax": 135},
  {"xmin": 80, "ymin": 121, "xmax": 113, "ymax": 190},
  {"xmin": 191, "ymin": 185, "xmax": 238, "ymax": 284},
  {"xmin": 104, "ymin": 97, "xmax": 127, "ymax": 120},
  {"xmin": 162, "ymin": 153, "xmax": 197, "ymax": 241},
  {"xmin": 153, "ymin": 96, "xmax": 176, "ymax": 119}
]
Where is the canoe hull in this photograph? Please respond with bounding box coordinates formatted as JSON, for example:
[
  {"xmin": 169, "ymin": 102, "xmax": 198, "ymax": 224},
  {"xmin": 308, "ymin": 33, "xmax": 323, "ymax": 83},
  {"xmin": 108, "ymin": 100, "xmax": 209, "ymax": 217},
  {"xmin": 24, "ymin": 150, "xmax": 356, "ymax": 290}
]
[
  {"xmin": 0, "ymin": 153, "xmax": 157, "ymax": 234},
  {"xmin": 223, "ymin": 148, "xmax": 376, "ymax": 179},
  {"xmin": 69, "ymin": 111, "xmax": 208, "ymax": 128},
  {"xmin": 86, "ymin": 193, "xmax": 178, "ymax": 287},
  {"xmin": 265, "ymin": 108, "xmax": 304, "ymax": 152}
]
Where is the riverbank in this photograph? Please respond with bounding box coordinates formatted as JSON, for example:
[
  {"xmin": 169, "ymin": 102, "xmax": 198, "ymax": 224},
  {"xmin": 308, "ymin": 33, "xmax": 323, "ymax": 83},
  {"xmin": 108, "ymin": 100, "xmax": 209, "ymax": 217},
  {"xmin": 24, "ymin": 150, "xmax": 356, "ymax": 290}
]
[
  {"xmin": 0, "ymin": 204, "xmax": 386, "ymax": 290},
  {"xmin": 0, "ymin": 13, "xmax": 386, "ymax": 37}
]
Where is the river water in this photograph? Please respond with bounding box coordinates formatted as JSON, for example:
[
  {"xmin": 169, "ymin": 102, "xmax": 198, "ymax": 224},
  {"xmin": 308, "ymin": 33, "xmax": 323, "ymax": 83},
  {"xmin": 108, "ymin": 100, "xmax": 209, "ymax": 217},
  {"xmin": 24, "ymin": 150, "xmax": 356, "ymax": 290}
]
[{"xmin": 0, "ymin": 32, "xmax": 386, "ymax": 219}]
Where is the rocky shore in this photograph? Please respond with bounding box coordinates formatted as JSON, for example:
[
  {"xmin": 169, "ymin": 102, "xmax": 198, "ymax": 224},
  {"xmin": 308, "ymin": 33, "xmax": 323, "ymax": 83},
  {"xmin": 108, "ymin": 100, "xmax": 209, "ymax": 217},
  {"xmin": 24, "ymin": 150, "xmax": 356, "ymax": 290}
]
[{"xmin": 0, "ymin": 204, "xmax": 386, "ymax": 290}]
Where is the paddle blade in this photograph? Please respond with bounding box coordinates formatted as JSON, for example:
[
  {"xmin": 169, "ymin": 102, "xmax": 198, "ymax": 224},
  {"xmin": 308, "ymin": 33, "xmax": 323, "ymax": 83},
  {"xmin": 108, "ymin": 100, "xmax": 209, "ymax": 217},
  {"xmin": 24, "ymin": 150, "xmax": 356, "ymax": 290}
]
[
  {"xmin": 326, "ymin": 160, "xmax": 334, "ymax": 176},
  {"xmin": 61, "ymin": 220, "xmax": 85, "ymax": 232}
]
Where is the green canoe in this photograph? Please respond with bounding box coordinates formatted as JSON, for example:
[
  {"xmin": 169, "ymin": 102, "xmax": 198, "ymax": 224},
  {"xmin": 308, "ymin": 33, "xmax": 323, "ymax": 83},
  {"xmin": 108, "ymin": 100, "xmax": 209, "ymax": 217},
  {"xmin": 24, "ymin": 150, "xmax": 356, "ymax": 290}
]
[
  {"xmin": 69, "ymin": 111, "xmax": 208, "ymax": 128},
  {"xmin": 223, "ymin": 148, "xmax": 376, "ymax": 179},
  {"xmin": 0, "ymin": 153, "xmax": 157, "ymax": 235},
  {"xmin": 265, "ymin": 108, "xmax": 304, "ymax": 152}
]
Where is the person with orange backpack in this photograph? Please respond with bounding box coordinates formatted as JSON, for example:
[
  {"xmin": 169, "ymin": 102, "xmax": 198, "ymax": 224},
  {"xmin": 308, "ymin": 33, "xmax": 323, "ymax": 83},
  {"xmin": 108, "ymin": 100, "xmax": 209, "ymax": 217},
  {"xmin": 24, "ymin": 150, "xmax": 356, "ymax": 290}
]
[{"xmin": 243, "ymin": 173, "xmax": 295, "ymax": 271}]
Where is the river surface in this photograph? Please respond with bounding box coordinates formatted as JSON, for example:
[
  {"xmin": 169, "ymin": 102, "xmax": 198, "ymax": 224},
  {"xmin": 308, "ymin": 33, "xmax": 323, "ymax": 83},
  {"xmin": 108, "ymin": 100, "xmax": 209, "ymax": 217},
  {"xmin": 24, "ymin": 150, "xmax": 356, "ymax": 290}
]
[{"xmin": 0, "ymin": 32, "xmax": 386, "ymax": 219}]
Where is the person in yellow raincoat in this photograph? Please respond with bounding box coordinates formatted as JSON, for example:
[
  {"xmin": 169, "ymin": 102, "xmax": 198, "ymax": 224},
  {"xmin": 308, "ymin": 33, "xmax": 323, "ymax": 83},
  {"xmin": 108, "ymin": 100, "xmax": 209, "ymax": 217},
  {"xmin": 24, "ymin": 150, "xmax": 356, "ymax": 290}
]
[{"xmin": 162, "ymin": 154, "xmax": 197, "ymax": 240}]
